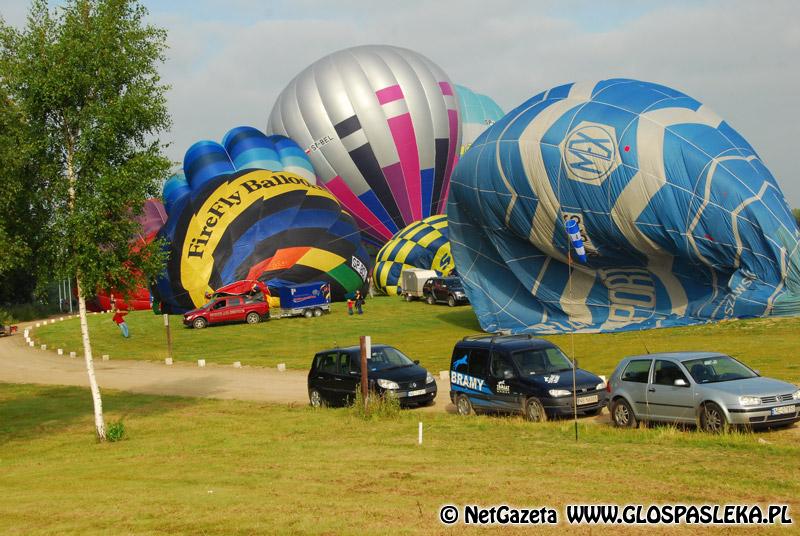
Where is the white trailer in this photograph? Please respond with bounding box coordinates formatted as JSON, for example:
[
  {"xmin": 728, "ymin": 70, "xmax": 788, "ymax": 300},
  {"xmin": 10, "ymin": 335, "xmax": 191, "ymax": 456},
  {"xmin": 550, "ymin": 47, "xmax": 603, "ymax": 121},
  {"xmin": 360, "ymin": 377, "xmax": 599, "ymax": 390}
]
[{"xmin": 400, "ymin": 269, "xmax": 438, "ymax": 301}]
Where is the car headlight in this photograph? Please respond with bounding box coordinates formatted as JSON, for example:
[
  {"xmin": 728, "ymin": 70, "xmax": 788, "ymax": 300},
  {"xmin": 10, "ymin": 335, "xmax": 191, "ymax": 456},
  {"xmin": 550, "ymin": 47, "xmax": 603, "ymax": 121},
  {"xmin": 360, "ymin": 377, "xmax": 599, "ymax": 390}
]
[
  {"xmin": 548, "ymin": 389, "xmax": 570, "ymax": 397},
  {"xmin": 738, "ymin": 395, "xmax": 761, "ymax": 406},
  {"xmin": 595, "ymin": 381, "xmax": 605, "ymax": 391},
  {"xmin": 792, "ymin": 389, "xmax": 800, "ymax": 401},
  {"xmin": 426, "ymin": 374, "xmax": 435, "ymax": 385},
  {"xmin": 377, "ymin": 379, "xmax": 399, "ymax": 390}
]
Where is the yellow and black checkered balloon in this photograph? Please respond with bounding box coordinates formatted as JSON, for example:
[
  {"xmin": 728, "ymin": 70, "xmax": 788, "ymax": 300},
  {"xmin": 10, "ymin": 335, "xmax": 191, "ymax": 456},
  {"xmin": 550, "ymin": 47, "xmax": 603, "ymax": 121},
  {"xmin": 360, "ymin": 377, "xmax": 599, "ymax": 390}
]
[{"xmin": 372, "ymin": 215, "xmax": 453, "ymax": 295}]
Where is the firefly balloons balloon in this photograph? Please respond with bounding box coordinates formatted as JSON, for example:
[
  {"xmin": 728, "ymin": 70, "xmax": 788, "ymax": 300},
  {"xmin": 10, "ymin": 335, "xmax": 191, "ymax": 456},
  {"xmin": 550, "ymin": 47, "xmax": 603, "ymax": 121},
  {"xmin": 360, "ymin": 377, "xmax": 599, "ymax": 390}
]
[
  {"xmin": 152, "ymin": 126, "xmax": 370, "ymax": 313},
  {"xmin": 372, "ymin": 215, "xmax": 453, "ymax": 296},
  {"xmin": 454, "ymin": 85, "xmax": 504, "ymax": 157},
  {"xmin": 448, "ymin": 79, "xmax": 800, "ymax": 334},
  {"xmin": 268, "ymin": 45, "xmax": 461, "ymax": 245}
]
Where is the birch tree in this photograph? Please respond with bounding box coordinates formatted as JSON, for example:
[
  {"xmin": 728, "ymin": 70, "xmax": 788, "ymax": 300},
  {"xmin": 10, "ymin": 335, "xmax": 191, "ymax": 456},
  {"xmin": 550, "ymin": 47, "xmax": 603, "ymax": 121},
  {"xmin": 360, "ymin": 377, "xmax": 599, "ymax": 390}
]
[{"xmin": 1, "ymin": 0, "xmax": 171, "ymax": 440}]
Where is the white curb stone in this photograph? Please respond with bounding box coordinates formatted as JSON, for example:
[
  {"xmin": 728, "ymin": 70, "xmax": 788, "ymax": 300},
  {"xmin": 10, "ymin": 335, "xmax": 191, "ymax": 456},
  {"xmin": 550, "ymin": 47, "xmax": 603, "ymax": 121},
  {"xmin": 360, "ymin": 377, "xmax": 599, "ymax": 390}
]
[
  {"xmin": 198, "ymin": 359, "xmax": 206, "ymax": 367},
  {"xmin": 233, "ymin": 361, "xmax": 242, "ymax": 368},
  {"xmin": 102, "ymin": 354, "xmax": 110, "ymax": 361},
  {"xmin": 57, "ymin": 349, "xmax": 63, "ymax": 355},
  {"xmin": 277, "ymin": 363, "xmax": 286, "ymax": 372},
  {"xmin": 69, "ymin": 351, "xmax": 76, "ymax": 358},
  {"xmin": 165, "ymin": 357, "xmax": 173, "ymax": 365}
]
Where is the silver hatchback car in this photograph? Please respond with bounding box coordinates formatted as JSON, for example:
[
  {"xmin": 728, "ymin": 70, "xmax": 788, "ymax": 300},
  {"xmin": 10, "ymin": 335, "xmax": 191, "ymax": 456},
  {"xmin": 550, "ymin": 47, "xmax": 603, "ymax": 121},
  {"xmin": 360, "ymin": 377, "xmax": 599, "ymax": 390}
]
[{"xmin": 607, "ymin": 352, "xmax": 800, "ymax": 431}]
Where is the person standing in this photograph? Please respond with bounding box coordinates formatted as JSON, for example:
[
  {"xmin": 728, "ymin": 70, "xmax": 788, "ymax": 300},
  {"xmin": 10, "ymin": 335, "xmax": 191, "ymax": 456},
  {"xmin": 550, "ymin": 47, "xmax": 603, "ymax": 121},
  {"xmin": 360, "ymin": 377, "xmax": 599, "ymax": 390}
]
[
  {"xmin": 354, "ymin": 290, "xmax": 365, "ymax": 315},
  {"xmin": 347, "ymin": 297, "xmax": 354, "ymax": 316},
  {"xmin": 112, "ymin": 307, "xmax": 130, "ymax": 338}
]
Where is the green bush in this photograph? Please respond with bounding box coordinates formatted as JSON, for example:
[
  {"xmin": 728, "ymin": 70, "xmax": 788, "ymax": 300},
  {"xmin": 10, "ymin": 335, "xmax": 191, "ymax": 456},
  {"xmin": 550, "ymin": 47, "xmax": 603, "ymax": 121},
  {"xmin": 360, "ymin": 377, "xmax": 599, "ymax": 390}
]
[
  {"xmin": 0, "ymin": 303, "xmax": 59, "ymax": 323},
  {"xmin": 349, "ymin": 388, "xmax": 401, "ymax": 420},
  {"xmin": 106, "ymin": 420, "xmax": 126, "ymax": 442}
]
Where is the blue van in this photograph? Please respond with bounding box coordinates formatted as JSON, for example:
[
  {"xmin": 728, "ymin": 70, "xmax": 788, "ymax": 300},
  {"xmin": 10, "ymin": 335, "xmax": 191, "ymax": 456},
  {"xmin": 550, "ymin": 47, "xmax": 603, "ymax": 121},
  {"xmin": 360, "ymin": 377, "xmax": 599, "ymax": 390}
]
[{"xmin": 449, "ymin": 335, "xmax": 607, "ymax": 421}]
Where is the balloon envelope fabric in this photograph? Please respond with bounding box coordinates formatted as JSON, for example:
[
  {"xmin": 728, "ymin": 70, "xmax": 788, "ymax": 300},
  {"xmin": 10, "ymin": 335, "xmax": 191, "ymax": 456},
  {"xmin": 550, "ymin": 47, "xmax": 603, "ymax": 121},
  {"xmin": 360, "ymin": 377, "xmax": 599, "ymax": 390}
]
[
  {"xmin": 372, "ymin": 214, "xmax": 453, "ymax": 296},
  {"xmin": 268, "ymin": 45, "xmax": 461, "ymax": 246},
  {"xmin": 153, "ymin": 127, "xmax": 370, "ymax": 313},
  {"xmin": 448, "ymin": 79, "xmax": 800, "ymax": 334},
  {"xmin": 454, "ymin": 85, "xmax": 504, "ymax": 157}
]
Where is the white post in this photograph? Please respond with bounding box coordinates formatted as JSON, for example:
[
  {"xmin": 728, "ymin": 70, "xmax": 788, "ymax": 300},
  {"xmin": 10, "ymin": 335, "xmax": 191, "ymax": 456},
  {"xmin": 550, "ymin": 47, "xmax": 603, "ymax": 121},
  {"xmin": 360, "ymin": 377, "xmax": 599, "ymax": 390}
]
[{"xmin": 418, "ymin": 422, "xmax": 423, "ymax": 445}]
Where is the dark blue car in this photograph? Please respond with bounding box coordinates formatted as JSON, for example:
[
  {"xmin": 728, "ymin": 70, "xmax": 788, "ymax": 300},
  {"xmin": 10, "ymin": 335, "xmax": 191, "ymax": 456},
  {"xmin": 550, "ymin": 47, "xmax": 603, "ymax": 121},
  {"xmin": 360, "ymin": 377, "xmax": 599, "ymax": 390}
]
[
  {"xmin": 449, "ymin": 335, "xmax": 607, "ymax": 421},
  {"xmin": 308, "ymin": 344, "xmax": 437, "ymax": 407}
]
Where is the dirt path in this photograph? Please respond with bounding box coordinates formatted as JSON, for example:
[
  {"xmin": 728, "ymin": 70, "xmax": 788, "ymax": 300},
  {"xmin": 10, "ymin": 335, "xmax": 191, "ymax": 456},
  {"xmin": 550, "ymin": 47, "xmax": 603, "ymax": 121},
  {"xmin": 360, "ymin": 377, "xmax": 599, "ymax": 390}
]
[{"xmin": 0, "ymin": 320, "xmax": 454, "ymax": 413}]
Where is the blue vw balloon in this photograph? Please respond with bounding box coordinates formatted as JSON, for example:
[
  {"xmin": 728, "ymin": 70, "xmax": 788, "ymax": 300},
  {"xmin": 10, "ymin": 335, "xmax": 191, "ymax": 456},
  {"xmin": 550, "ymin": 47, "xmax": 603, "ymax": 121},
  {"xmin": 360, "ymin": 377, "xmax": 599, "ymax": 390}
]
[{"xmin": 448, "ymin": 79, "xmax": 800, "ymax": 334}]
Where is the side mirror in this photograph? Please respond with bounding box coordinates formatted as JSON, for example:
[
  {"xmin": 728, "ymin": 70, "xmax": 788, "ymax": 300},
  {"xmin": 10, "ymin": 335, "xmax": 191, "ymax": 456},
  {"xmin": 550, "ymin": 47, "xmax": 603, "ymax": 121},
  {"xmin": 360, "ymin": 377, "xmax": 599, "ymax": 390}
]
[
  {"xmin": 503, "ymin": 369, "xmax": 515, "ymax": 380},
  {"xmin": 674, "ymin": 378, "xmax": 689, "ymax": 387},
  {"xmin": 413, "ymin": 360, "xmax": 420, "ymax": 365}
]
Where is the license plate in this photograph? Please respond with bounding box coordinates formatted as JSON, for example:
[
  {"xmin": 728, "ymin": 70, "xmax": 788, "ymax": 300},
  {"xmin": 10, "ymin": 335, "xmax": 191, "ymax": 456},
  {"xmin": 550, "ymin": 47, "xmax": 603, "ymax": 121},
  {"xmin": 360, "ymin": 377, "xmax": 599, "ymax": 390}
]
[
  {"xmin": 408, "ymin": 389, "xmax": 427, "ymax": 397},
  {"xmin": 577, "ymin": 394, "xmax": 599, "ymax": 406},
  {"xmin": 772, "ymin": 405, "xmax": 796, "ymax": 416}
]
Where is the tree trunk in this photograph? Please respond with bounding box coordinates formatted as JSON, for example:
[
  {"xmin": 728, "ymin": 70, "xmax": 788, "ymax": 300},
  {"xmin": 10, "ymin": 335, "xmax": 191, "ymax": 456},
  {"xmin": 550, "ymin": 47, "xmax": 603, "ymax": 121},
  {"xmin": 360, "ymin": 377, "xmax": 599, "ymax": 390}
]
[{"xmin": 76, "ymin": 275, "xmax": 106, "ymax": 440}]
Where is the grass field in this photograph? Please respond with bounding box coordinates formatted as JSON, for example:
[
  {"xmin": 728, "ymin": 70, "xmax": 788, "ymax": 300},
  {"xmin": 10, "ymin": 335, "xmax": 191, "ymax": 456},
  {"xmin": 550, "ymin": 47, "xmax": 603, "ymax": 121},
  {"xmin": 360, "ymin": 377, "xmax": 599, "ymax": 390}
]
[
  {"xmin": 33, "ymin": 297, "xmax": 800, "ymax": 383},
  {"xmin": 1, "ymin": 383, "xmax": 798, "ymax": 535}
]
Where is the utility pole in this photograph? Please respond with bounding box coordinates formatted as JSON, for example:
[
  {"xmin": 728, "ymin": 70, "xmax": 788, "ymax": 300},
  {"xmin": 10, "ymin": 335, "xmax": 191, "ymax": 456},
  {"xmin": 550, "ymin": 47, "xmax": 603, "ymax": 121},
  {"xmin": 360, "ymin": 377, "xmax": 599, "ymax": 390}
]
[
  {"xmin": 360, "ymin": 335, "xmax": 370, "ymax": 410},
  {"xmin": 164, "ymin": 314, "xmax": 173, "ymax": 363}
]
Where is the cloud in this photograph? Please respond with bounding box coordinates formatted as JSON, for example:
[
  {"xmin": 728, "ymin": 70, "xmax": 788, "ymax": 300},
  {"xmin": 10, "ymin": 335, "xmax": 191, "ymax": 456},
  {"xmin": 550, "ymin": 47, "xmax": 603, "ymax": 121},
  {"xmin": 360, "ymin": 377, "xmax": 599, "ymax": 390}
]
[{"xmin": 4, "ymin": 0, "xmax": 799, "ymax": 207}]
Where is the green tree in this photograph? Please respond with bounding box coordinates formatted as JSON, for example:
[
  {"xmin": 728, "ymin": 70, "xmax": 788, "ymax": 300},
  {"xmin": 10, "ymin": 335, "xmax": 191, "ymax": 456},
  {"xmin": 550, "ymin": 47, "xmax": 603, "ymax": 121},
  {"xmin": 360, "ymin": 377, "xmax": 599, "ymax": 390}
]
[
  {"xmin": 0, "ymin": 0, "xmax": 171, "ymax": 439},
  {"xmin": 0, "ymin": 78, "xmax": 51, "ymax": 303}
]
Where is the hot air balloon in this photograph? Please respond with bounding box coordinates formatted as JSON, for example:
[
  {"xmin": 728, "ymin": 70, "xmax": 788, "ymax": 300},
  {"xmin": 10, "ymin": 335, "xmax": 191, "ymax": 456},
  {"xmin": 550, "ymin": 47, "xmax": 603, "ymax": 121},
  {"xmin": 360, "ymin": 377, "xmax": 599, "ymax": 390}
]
[
  {"xmin": 448, "ymin": 79, "xmax": 800, "ymax": 334},
  {"xmin": 372, "ymin": 214, "xmax": 453, "ymax": 296},
  {"xmin": 267, "ymin": 45, "xmax": 461, "ymax": 245},
  {"xmin": 152, "ymin": 126, "xmax": 370, "ymax": 313},
  {"xmin": 87, "ymin": 198, "xmax": 168, "ymax": 312},
  {"xmin": 454, "ymin": 85, "xmax": 504, "ymax": 157}
]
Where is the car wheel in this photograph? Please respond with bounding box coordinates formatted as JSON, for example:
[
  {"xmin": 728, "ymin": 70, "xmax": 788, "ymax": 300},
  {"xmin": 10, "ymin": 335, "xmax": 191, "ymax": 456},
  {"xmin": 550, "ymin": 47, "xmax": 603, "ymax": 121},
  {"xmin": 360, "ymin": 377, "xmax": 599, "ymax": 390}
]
[
  {"xmin": 611, "ymin": 398, "xmax": 638, "ymax": 428},
  {"xmin": 309, "ymin": 388, "xmax": 323, "ymax": 408},
  {"xmin": 426, "ymin": 295, "xmax": 435, "ymax": 305},
  {"xmin": 313, "ymin": 308, "xmax": 322, "ymax": 317},
  {"xmin": 455, "ymin": 394, "xmax": 473, "ymax": 416},
  {"xmin": 303, "ymin": 309, "xmax": 313, "ymax": 318},
  {"xmin": 524, "ymin": 397, "xmax": 547, "ymax": 422},
  {"xmin": 447, "ymin": 295, "xmax": 456, "ymax": 307},
  {"xmin": 192, "ymin": 317, "xmax": 207, "ymax": 329},
  {"xmin": 700, "ymin": 402, "xmax": 729, "ymax": 433},
  {"xmin": 246, "ymin": 312, "xmax": 260, "ymax": 324}
]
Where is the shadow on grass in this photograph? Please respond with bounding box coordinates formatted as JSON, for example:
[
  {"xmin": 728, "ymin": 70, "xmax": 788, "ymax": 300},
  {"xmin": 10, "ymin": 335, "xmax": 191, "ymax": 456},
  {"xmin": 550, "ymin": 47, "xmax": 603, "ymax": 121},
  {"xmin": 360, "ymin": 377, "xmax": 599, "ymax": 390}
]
[
  {"xmin": 0, "ymin": 384, "xmax": 197, "ymax": 445},
  {"xmin": 434, "ymin": 308, "xmax": 482, "ymax": 331}
]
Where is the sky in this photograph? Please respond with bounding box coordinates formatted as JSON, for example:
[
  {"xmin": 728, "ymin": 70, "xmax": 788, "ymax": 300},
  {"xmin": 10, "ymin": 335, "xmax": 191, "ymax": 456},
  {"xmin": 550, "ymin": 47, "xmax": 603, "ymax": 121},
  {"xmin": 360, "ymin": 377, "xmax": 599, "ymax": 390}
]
[{"xmin": 2, "ymin": 0, "xmax": 799, "ymax": 206}]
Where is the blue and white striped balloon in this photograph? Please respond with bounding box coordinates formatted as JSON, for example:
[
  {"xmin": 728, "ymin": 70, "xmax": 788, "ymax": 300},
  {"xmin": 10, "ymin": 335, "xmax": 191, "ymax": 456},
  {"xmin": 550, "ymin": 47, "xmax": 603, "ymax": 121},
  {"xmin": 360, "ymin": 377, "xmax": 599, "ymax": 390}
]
[{"xmin": 448, "ymin": 79, "xmax": 800, "ymax": 334}]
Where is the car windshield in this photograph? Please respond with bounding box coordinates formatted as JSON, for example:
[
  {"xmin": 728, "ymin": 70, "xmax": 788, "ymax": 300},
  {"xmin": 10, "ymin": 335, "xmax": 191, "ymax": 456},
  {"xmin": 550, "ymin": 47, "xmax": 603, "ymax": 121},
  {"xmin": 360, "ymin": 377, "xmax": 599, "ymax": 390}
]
[
  {"xmin": 368, "ymin": 347, "xmax": 415, "ymax": 371},
  {"xmin": 444, "ymin": 278, "xmax": 462, "ymax": 290},
  {"xmin": 681, "ymin": 355, "xmax": 757, "ymax": 384},
  {"xmin": 512, "ymin": 347, "xmax": 573, "ymax": 375}
]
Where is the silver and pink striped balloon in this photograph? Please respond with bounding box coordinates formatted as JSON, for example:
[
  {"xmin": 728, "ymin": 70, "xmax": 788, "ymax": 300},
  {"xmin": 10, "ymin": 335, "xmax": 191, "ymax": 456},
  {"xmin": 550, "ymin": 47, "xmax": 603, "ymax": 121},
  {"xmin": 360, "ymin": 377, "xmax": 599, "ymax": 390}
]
[{"xmin": 268, "ymin": 45, "xmax": 461, "ymax": 245}]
